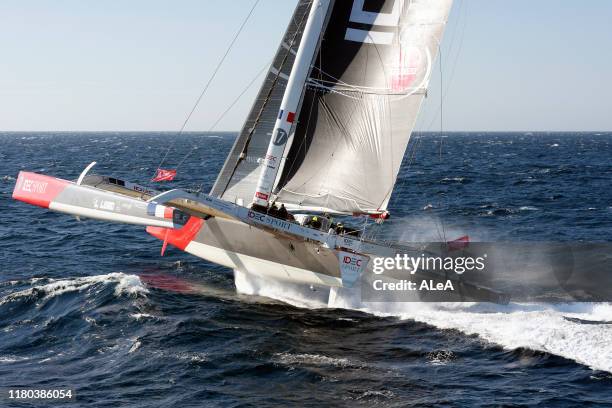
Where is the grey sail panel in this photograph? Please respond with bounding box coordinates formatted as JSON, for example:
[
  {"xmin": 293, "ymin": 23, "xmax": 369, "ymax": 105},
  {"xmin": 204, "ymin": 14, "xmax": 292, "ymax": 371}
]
[
  {"xmin": 276, "ymin": 0, "xmax": 453, "ymax": 214},
  {"xmin": 210, "ymin": 0, "xmax": 313, "ymax": 204}
]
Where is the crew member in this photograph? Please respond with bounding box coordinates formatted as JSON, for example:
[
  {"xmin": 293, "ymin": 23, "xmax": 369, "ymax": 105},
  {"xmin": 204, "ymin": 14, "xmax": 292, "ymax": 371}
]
[
  {"xmin": 268, "ymin": 201, "xmax": 279, "ymax": 217},
  {"xmin": 310, "ymin": 216, "xmax": 321, "ymax": 229},
  {"xmin": 277, "ymin": 203, "xmax": 288, "ymax": 220}
]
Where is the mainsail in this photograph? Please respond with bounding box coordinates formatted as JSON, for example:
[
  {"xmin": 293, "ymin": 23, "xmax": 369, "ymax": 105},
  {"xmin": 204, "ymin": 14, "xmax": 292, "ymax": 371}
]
[
  {"xmin": 213, "ymin": 0, "xmax": 453, "ymax": 214},
  {"xmin": 210, "ymin": 0, "xmax": 313, "ymax": 205}
]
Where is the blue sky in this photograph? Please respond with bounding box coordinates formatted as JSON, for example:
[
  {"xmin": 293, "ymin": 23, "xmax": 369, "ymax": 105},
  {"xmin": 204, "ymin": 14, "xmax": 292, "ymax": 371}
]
[{"xmin": 1, "ymin": 0, "xmax": 610, "ymax": 131}]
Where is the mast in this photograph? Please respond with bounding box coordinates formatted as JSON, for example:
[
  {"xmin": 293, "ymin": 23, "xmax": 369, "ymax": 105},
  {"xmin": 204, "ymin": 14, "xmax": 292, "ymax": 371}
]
[{"xmin": 251, "ymin": 0, "xmax": 330, "ymax": 208}]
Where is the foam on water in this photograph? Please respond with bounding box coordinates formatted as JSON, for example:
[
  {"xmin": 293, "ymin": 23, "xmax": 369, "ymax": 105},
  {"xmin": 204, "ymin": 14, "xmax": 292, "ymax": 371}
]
[
  {"xmin": 273, "ymin": 352, "xmax": 359, "ymax": 369},
  {"xmin": 0, "ymin": 272, "xmax": 148, "ymax": 306},
  {"xmin": 234, "ymin": 270, "xmax": 612, "ymax": 374}
]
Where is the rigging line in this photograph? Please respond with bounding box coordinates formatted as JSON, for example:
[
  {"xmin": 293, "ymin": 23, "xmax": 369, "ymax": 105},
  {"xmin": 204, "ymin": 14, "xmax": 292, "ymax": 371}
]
[
  {"xmin": 423, "ymin": 1, "xmax": 468, "ymax": 132},
  {"xmin": 176, "ymin": 59, "xmax": 272, "ymax": 170},
  {"xmin": 439, "ymin": 46, "xmax": 444, "ymax": 159},
  {"xmin": 432, "ymin": 3, "xmax": 469, "ymax": 243},
  {"xmin": 438, "ymin": 44, "xmax": 448, "ymax": 243},
  {"xmin": 153, "ymin": 0, "xmax": 261, "ymax": 176}
]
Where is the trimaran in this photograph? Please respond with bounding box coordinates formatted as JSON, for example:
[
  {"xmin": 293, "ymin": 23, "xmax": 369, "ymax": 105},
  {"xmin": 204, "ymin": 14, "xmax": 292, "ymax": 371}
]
[{"xmin": 14, "ymin": 0, "xmax": 502, "ymax": 302}]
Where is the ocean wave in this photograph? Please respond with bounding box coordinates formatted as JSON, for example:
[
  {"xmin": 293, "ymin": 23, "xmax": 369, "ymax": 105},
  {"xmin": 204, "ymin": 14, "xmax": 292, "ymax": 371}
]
[
  {"xmin": 130, "ymin": 313, "xmax": 160, "ymax": 321},
  {"xmin": 0, "ymin": 355, "xmax": 30, "ymax": 363},
  {"xmin": 394, "ymin": 302, "xmax": 612, "ymax": 374},
  {"xmin": 0, "ymin": 273, "xmax": 148, "ymax": 306},
  {"xmin": 355, "ymin": 390, "xmax": 395, "ymax": 399}
]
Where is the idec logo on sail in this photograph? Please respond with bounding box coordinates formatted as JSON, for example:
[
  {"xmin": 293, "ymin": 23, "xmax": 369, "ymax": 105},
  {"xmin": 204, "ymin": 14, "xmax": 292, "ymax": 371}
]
[{"xmin": 391, "ymin": 46, "xmax": 424, "ymax": 92}]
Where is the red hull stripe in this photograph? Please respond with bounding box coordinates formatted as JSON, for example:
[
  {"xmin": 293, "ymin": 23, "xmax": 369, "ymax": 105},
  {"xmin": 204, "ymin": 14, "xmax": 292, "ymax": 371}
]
[
  {"xmin": 12, "ymin": 171, "xmax": 69, "ymax": 209},
  {"xmin": 146, "ymin": 216, "xmax": 204, "ymax": 251}
]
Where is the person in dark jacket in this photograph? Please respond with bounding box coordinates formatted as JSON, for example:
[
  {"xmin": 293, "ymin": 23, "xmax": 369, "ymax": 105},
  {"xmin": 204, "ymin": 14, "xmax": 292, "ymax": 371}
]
[
  {"xmin": 309, "ymin": 216, "xmax": 322, "ymax": 229},
  {"xmin": 277, "ymin": 204, "xmax": 288, "ymax": 219},
  {"xmin": 268, "ymin": 201, "xmax": 279, "ymax": 217}
]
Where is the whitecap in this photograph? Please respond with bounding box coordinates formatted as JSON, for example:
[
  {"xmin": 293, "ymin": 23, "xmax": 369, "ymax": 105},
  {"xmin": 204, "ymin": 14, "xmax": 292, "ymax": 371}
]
[
  {"xmin": 128, "ymin": 340, "xmax": 141, "ymax": 353},
  {"xmin": 356, "ymin": 390, "xmax": 395, "ymax": 400},
  {"xmin": 426, "ymin": 350, "xmax": 456, "ymax": 365},
  {"xmin": 175, "ymin": 352, "xmax": 208, "ymax": 363},
  {"xmin": 0, "ymin": 355, "xmax": 29, "ymax": 363},
  {"xmin": 273, "ymin": 352, "xmax": 358, "ymax": 369},
  {"xmin": 0, "ymin": 272, "xmax": 148, "ymax": 306}
]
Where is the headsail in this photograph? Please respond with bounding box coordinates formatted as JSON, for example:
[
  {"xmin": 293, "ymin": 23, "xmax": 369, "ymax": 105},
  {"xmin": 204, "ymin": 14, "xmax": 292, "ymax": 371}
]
[
  {"xmin": 275, "ymin": 0, "xmax": 454, "ymax": 214},
  {"xmin": 210, "ymin": 0, "xmax": 313, "ymax": 205}
]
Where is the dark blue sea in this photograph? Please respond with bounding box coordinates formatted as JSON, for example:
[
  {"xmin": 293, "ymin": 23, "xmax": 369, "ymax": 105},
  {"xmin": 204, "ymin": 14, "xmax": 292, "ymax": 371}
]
[{"xmin": 1, "ymin": 132, "xmax": 611, "ymax": 407}]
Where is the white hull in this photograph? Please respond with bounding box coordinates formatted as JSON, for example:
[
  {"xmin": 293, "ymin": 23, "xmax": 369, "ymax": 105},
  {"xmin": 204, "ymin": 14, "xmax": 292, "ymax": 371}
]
[{"xmin": 183, "ymin": 240, "xmax": 342, "ymax": 287}]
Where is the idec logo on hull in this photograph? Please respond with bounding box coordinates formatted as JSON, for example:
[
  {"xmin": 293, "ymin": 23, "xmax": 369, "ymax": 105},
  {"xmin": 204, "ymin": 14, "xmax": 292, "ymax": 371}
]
[
  {"xmin": 22, "ymin": 179, "xmax": 48, "ymax": 194},
  {"xmin": 343, "ymin": 256, "xmax": 363, "ymax": 267},
  {"xmin": 248, "ymin": 210, "xmax": 266, "ymax": 222},
  {"xmin": 12, "ymin": 171, "xmax": 69, "ymax": 209},
  {"xmin": 338, "ymin": 251, "xmax": 370, "ymax": 287}
]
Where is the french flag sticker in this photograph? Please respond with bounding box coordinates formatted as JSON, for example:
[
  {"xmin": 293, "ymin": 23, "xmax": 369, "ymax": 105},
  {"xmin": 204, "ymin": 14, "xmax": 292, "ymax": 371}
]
[
  {"xmin": 278, "ymin": 110, "xmax": 284, "ymax": 120},
  {"xmin": 287, "ymin": 112, "xmax": 295, "ymax": 123}
]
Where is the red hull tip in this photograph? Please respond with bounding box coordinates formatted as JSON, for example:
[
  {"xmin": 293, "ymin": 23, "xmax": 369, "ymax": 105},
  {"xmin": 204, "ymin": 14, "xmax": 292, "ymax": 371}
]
[
  {"xmin": 12, "ymin": 171, "xmax": 69, "ymax": 209},
  {"xmin": 146, "ymin": 216, "xmax": 204, "ymax": 251}
]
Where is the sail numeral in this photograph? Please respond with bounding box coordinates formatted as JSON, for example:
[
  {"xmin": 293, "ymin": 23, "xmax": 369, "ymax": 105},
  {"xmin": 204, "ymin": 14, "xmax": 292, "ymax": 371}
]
[{"xmin": 344, "ymin": 0, "xmax": 400, "ymax": 45}]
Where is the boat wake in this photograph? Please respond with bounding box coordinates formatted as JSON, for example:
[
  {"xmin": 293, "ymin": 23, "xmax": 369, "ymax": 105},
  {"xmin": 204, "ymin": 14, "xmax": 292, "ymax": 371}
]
[{"xmin": 234, "ymin": 270, "xmax": 612, "ymax": 374}]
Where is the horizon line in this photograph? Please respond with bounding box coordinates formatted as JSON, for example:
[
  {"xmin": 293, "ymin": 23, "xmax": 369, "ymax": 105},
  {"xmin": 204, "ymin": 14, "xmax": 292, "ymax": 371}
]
[{"xmin": 1, "ymin": 130, "xmax": 611, "ymax": 134}]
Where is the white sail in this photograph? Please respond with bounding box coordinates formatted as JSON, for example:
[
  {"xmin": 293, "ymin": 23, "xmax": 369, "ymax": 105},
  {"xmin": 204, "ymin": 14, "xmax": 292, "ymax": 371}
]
[{"xmin": 275, "ymin": 0, "xmax": 453, "ymax": 214}]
